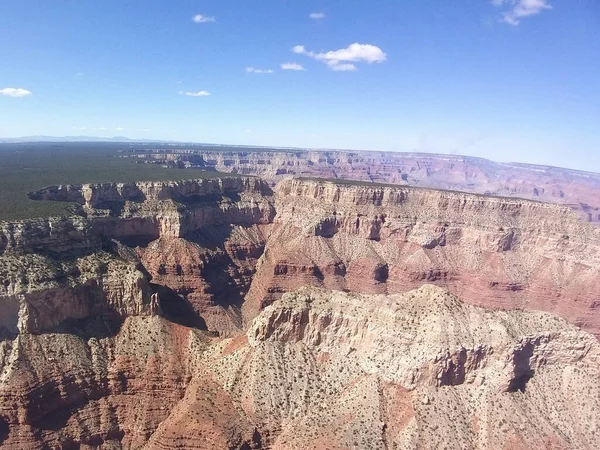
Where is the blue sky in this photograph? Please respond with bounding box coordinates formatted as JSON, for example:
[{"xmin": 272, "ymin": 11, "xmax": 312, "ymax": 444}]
[{"xmin": 1, "ymin": 1, "xmax": 599, "ymax": 171}]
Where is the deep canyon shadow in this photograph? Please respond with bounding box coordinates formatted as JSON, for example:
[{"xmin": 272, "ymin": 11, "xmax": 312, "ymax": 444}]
[{"xmin": 152, "ymin": 283, "xmax": 208, "ymax": 330}]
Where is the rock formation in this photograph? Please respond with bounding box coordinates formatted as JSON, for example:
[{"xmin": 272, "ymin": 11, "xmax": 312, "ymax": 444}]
[
  {"xmin": 13, "ymin": 177, "xmax": 275, "ymax": 336},
  {"xmin": 244, "ymin": 178, "xmax": 600, "ymax": 339},
  {"xmin": 229, "ymin": 286, "xmax": 599, "ymax": 450},
  {"xmin": 6, "ymin": 176, "xmax": 600, "ymax": 339},
  {"xmin": 1, "ymin": 285, "xmax": 598, "ymax": 449},
  {"xmin": 1, "ymin": 175, "xmax": 600, "ymax": 448},
  {"xmin": 126, "ymin": 149, "xmax": 600, "ymax": 223}
]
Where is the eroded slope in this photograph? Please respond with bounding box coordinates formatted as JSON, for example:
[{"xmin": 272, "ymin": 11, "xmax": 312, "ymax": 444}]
[
  {"xmin": 203, "ymin": 286, "xmax": 600, "ymax": 450},
  {"xmin": 1, "ymin": 175, "xmax": 600, "ymax": 448},
  {"xmin": 3, "ymin": 285, "xmax": 596, "ymax": 449},
  {"xmin": 244, "ymin": 179, "xmax": 600, "ymax": 338}
]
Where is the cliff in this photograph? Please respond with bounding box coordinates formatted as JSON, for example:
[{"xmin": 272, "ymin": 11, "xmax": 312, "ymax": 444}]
[
  {"xmin": 130, "ymin": 149, "xmax": 600, "ymax": 223},
  {"xmin": 2, "ymin": 176, "xmax": 275, "ymax": 337},
  {"xmin": 243, "ymin": 178, "xmax": 600, "ymax": 339},
  {"xmin": 6, "ymin": 176, "xmax": 600, "ymax": 339},
  {"xmin": 1, "ymin": 285, "xmax": 598, "ymax": 449},
  {"xmin": 198, "ymin": 287, "xmax": 600, "ymax": 449},
  {"xmin": 1, "ymin": 173, "xmax": 600, "ymax": 448}
]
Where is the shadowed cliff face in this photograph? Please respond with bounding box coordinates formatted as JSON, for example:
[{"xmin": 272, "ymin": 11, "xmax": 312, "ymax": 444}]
[{"xmin": 1, "ymin": 176, "xmax": 600, "ymax": 448}]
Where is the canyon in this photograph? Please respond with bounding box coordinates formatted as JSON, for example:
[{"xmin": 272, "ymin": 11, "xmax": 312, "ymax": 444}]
[
  {"xmin": 127, "ymin": 149, "xmax": 600, "ymax": 223},
  {"xmin": 1, "ymin": 175, "xmax": 600, "ymax": 448}
]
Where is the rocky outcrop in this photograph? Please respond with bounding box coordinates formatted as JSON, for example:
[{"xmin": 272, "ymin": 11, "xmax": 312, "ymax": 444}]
[
  {"xmin": 1, "ymin": 284, "xmax": 598, "ymax": 449},
  {"xmin": 8, "ymin": 175, "xmax": 600, "ymax": 340},
  {"xmin": 243, "ymin": 178, "xmax": 600, "ymax": 338},
  {"xmin": 204, "ymin": 286, "xmax": 600, "ymax": 450},
  {"xmin": 4, "ymin": 169, "xmax": 600, "ymax": 448},
  {"xmin": 0, "ymin": 216, "xmax": 97, "ymax": 256},
  {"xmin": 0, "ymin": 250, "xmax": 158, "ymax": 337},
  {"xmin": 26, "ymin": 177, "xmax": 274, "ymax": 242},
  {"xmin": 29, "ymin": 177, "xmax": 272, "ymax": 208},
  {"xmin": 0, "ymin": 315, "xmax": 216, "ymax": 449},
  {"xmin": 3, "ymin": 177, "xmax": 275, "ymax": 337},
  {"xmin": 128, "ymin": 149, "xmax": 600, "ymax": 223},
  {"xmin": 137, "ymin": 224, "xmax": 271, "ymax": 336}
]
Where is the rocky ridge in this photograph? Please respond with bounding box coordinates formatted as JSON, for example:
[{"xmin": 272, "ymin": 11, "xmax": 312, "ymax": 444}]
[
  {"xmin": 2, "ymin": 285, "xmax": 598, "ymax": 449},
  {"xmin": 222, "ymin": 286, "xmax": 599, "ymax": 449},
  {"xmin": 2, "ymin": 177, "xmax": 274, "ymax": 337},
  {"xmin": 1, "ymin": 175, "xmax": 600, "ymax": 448},
  {"xmin": 244, "ymin": 178, "xmax": 600, "ymax": 338},
  {"xmin": 129, "ymin": 149, "xmax": 600, "ymax": 223}
]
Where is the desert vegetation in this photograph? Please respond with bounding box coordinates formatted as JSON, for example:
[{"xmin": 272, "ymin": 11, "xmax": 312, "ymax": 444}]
[{"xmin": 0, "ymin": 142, "xmax": 231, "ymax": 220}]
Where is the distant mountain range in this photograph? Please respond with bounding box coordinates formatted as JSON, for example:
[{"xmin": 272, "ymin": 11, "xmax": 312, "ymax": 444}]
[
  {"xmin": 0, "ymin": 136, "xmax": 305, "ymax": 151},
  {"xmin": 0, "ymin": 135, "xmax": 175, "ymax": 143}
]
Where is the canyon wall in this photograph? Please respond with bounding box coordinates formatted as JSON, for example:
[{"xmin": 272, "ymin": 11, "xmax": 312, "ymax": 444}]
[
  {"xmin": 8, "ymin": 176, "xmax": 600, "ymax": 338},
  {"xmin": 6, "ymin": 176, "xmax": 600, "ymax": 338},
  {"xmin": 3, "ymin": 177, "xmax": 275, "ymax": 336},
  {"xmin": 244, "ymin": 178, "xmax": 600, "ymax": 338},
  {"xmin": 2, "ymin": 175, "xmax": 600, "ymax": 448},
  {"xmin": 4, "ymin": 286, "xmax": 596, "ymax": 449},
  {"xmin": 0, "ymin": 176, "xmax": 275, "ymax": 447},
  {"xmin": 131, "ymin": 149, "xmax": 600, "ymax": 223},
  {"xmin": 220, "ymin": 287, "xmax": 599, "ymax": 449}
]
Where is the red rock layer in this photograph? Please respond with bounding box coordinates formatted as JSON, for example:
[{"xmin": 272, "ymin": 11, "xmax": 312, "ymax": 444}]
[
  {"xmin": 138, "ymin": 224, "xmax": 271, "ymax": 336},
  {"xmin": 243, "ymin": 179, "xmax": 600, "ymax": 338}
]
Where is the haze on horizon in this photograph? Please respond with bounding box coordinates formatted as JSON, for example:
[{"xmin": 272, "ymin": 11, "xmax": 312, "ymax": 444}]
[{"xmin": 1, "ymin": 1, "xmax": 599, "ymax": 172}]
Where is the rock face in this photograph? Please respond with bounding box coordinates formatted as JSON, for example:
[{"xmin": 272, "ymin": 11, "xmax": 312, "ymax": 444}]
[
  {"xmin": 6, "ymin": 176, "xmax": 600, "ymax": 340},
  {"xmin": 244, "ymin": 178, "xmax": 600, "ymax": 339},
  {"xmin": 129, "ymin": 149, "xmax": 600, "ymax": 223},
  {"xmin": 2, "ymin": 285, "xmax": 598, "ymax": 449},
  {"xmin": 2, "ymin": 175, "xmax": 600, "ymax": 448},
  {"xmin": 13, "ymin": 177, "xmax": 275, "ymax": 336},
  {"xmin": 230, "ymin": 287, "xmax": 600, "ymax": 450}
]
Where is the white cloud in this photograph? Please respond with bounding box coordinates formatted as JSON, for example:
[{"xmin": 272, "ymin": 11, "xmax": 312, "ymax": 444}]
[
  {"xmin": 245, "ymin": 129, "xmax": 252, "ymax": 133},
  {"xmin": 281, "ymin": 62, "xmax": 306, "ymax": 71},
  {"xmin": 292, "ymin": 45, "xmax": 306, "ymax": 54},
  {"xmin": 246, "ymin": 67, "xmax": 274, "ymax": 74},
  {"xmin": 192, "ymin": 14, "xmax": 215, "ymax": 23},
  {"xmin": 138, "ymin": 128, "xmax": 150, "ymax": 132},
  {"xmin": 309, "ymin": 12, "xmax": 326, "ymax": 19},
  {"xmin": 329, "ymin": 63, "xmax": 357, "ymax": 71},
  {"xmin": 98, "ymin": 127, "xmax": 107, "ymax": 131},
  {"xmin": 116, "ymin": 127, "xmax": 124, "ymax": 131},
  {"xmin": 180, "ymin": 90, "xmax": 211, "ymax": 97},
  {"xmin": 0, "ymin": 88, "xmax": 32, "ymax": 97},
  {"xmin": 292, "ymin": 43, "xmax": 386, "ymax": 71},
  {"xmin": 76, "ymin": 72, "xmax": 84, "ymax": 76},
  {"xmin": 72, "ymin": 126, "xmax": 87, "ymax": 131},
  {"xmin": 492, "ymin": 0, "xmax": 552, "ymax": 25}
]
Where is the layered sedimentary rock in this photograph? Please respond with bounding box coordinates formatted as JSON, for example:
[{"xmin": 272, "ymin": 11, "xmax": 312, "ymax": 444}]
[
  {"xmin": 2, "ymin": 285, "xmax": 599, "ymax": 449},
  {"xmin": 14, "ymin": 177, "xmax": 275, "ymax": 336},
  {"xmin": 0, "ymin": 250, "xmax": 158, "ymax": 337},
  {"xmin": 137, "ymin": 224, "xmax": 270, "ymax": 335},
  {"xmin": 210, "ymin": 287, "xmax": 600, "ymax": 450},
  {"xmin": 28, "ymin": 177, "xmax": 274, "ymax": 240},
  {"xmin": 129, "ymin": 149, "xmax": 600, "ymax": 222},
  {"xmin": 244, "ymin": 178, "xmax": 600, "ymax": 338},
  {"xmin": 10, "ymin": 176, "xmax": 600, "ymax": 339},
  {"xmin": 8, "ymin": 176, "xmax": 600, "ymax": 339},
  {"xmin": 0, "ymin": 178, "xmax": 273, "ymax": 448},
  {"xmin": 2, "ymin": 172, "xmax": 600, "ymax": 448}
]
